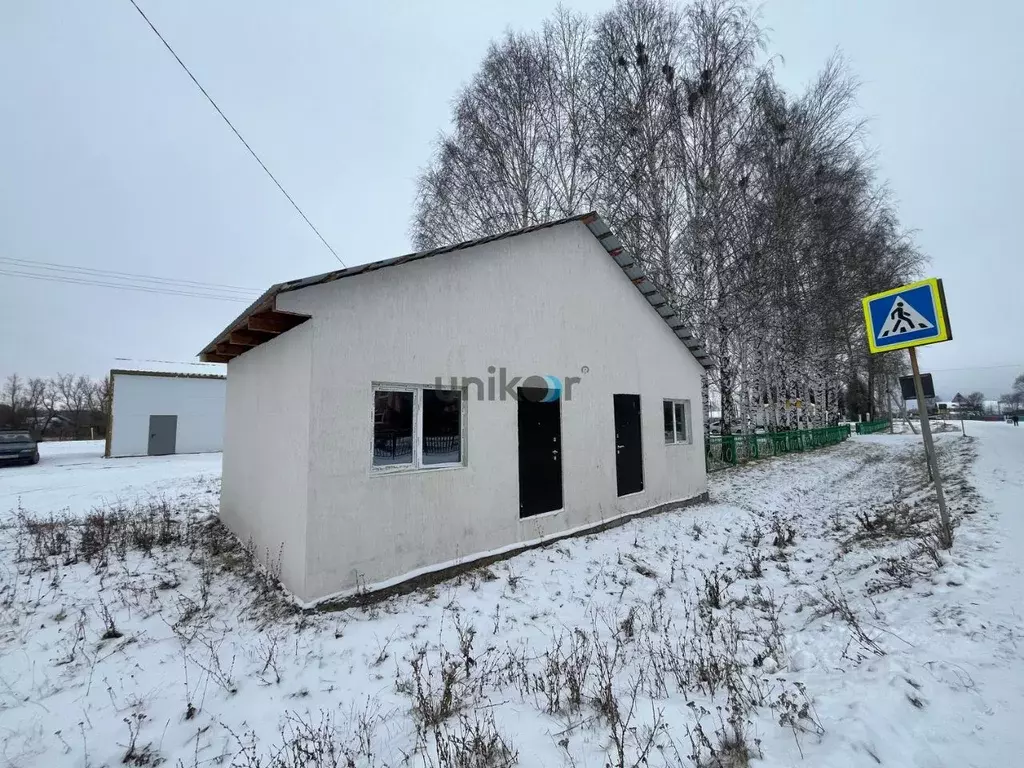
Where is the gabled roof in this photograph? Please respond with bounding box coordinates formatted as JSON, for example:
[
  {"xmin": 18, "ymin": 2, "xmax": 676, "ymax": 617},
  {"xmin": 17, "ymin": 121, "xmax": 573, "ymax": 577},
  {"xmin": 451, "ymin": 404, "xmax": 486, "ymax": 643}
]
[{"xmin": 199, "ymin": 212, "xmax": 712, "ymax": 370}]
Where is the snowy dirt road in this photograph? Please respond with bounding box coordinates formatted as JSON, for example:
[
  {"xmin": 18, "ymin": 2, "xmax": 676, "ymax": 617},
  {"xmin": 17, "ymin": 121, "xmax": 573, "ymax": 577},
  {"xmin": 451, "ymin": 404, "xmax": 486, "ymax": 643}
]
[{"xmin": 0, "ymin": 425, "xmax": 1022, "ymax": 767}]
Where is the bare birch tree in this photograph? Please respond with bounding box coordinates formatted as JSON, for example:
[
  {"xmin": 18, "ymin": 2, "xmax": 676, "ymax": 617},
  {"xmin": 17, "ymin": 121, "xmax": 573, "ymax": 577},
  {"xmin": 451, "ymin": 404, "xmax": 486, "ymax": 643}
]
[{"xmin": 411, "ymin": 0, "xmax": 924, "ymax": 431}]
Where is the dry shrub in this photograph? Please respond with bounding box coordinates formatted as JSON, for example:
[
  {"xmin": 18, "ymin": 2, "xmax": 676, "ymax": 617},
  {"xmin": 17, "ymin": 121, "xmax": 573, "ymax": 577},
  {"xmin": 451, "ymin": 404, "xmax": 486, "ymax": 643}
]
[{"xmin": 11, "ymin": 499, "xmax": 296, "ymax": 621}]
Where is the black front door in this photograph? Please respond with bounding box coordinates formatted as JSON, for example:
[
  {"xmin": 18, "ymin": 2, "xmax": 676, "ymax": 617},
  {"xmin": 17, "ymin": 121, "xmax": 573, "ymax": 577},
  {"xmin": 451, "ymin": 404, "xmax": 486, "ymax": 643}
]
[
  {"xmin": 613, "ymin": 394, "xmax": 644, "ymax": 496},
  {"xmin": 517, "ymin": 388, "xmax": 563, "ymax": 517}
]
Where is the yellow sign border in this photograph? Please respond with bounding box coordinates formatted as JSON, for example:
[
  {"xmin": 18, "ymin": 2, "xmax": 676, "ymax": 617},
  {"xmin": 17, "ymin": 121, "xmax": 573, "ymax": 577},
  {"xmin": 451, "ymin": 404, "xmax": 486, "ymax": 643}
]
[{"xmin": 862, "ymin": 277, "xmax": 951, "ymax": 354}]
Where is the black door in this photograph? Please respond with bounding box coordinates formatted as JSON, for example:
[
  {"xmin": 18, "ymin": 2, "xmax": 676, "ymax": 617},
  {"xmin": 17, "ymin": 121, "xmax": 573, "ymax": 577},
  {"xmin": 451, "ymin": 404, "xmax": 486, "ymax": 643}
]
[
  {"xmin": 613, "ymin": 394, "xmax": 644, "ymax": 496},
  {"xmin": 517, "ymin": 388, "xmax": 563, "ymax": 517}
]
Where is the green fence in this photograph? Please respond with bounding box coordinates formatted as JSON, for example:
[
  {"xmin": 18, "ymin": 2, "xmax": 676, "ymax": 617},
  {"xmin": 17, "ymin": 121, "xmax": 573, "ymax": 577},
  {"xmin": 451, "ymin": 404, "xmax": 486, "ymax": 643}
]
[
  {"xmin": 854, "ymin": 419, "xmax": 890, "ymax": 435},
  {"xmin": 706, "ymin": 425, "xmax": 851, "ymax": 472}
]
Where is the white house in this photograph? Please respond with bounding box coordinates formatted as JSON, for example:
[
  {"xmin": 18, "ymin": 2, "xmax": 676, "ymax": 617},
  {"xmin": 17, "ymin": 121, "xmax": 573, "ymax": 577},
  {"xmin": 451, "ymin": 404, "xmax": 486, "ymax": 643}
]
[
  {"xmin": 105, "ymin": 369, "xmax": 226, "ymax": 458},
  {"xmin": 200, "ymin": 213, "xmax": 712, "ymax": 604}
]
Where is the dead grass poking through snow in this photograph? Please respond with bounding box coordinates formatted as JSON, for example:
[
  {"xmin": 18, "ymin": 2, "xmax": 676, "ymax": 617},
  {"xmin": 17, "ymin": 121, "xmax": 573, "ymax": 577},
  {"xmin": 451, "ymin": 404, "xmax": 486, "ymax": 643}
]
[
  {"xmin": 6, "ymin": 496, "xmax": 295, "ymax": 622},
  {"xmin": 0, "ymin": 431, "xmax": 984, "ymax": 768}
]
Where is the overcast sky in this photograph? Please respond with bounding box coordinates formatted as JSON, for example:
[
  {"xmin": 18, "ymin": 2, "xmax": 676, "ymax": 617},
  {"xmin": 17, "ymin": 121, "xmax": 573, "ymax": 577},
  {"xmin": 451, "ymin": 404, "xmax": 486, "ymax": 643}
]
[{"xmin": 2, "ymin": 0, "xmax": 1021, "ymax": 400}]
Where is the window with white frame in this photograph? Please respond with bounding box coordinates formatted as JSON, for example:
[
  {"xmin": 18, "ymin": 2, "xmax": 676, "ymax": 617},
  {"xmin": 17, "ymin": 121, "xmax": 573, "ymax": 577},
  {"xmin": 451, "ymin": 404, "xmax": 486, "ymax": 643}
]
[
  {"xmin": 372, "ymin": 385, "xmax": 464, "ymax": 469},
  {"xmin": 663, "ymin": 399, "xmax": 688, "ymax": 444}
]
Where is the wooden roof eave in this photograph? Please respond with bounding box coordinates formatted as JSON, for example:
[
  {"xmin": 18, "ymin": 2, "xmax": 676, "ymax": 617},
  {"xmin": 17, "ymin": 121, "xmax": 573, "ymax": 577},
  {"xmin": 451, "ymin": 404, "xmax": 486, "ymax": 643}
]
[{"xmin": 199, "ymin": 293, "xmax": 310, "ymax": 363}]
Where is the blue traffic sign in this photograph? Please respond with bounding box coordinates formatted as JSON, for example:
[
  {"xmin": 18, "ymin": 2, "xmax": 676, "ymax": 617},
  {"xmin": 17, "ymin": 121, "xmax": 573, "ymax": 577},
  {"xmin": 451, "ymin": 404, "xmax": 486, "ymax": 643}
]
[{"xmin": 862, "ymin": 278, "xmax": 952, "ymax": 354}]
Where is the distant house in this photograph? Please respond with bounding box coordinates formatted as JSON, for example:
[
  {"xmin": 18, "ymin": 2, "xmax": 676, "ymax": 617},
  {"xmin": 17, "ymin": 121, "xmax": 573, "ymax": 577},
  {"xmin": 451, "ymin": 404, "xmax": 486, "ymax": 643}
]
[
  {"xmin": 26, "ymin": 413, "xmax": 71, "ymax": 434},
  {"xmin": 201, "ymin": 213, "xmax": 712, "ymax": 604},
  {"xmin": 105, "ymin": 370, "xmax": 226, "ymax": 458}
]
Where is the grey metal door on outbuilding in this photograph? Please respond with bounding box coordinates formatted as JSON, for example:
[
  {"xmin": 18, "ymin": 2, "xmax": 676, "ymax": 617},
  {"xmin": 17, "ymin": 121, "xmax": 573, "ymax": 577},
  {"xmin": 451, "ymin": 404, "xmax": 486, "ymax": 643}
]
[{"xmin": 147, "ymin": 415, "xmax": 178, "ymax": 456}]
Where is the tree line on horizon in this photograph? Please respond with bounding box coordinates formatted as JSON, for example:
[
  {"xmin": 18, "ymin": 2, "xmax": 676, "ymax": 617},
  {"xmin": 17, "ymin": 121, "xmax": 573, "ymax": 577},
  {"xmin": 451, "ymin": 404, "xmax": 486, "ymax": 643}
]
[
  {"xmin": 1, "ymin": 373, "xmax": 109, "ymax": 439},
  {"xmin": 999, "ymin": 373, "xmax": 1024, "ymax": 412},
  {"xmin": 412, "ymin": 0, "xmax": 921, "ymax": 432},
  {"xmin": 909, "ymin": 374, "xmax": 1024, "ymax": 420}
]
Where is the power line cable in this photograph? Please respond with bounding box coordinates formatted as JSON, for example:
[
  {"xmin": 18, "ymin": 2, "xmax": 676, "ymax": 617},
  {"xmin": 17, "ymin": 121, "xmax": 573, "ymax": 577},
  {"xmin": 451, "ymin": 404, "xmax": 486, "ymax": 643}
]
[
  {"xmin": 0, "ymin": 269, "xmax": 252, "ymax": 301},
  {"xmin": 0, "ymin": 267, "xmax": 252, "ymax": 300},
  {"xmin": 0, "ymin": 268, "xmax": 253, "ymax": 301},
  {"xmin": 0, "ymin": 256, "xmax": 260, "ymax": 294},
  {"xmin": 925, "ymin": 362, "xmax": 1024, "ymax": 373},
  {"xmin": 126, "ymin": 0, "xmax": 346, "ymax": 267}
]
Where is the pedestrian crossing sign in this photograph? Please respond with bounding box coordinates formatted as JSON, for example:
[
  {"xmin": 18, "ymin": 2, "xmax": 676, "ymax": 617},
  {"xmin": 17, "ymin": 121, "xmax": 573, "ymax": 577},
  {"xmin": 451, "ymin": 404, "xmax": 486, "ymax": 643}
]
[{"xmin": 862, "ymin": 278, "xmax": 951, "ymax": 354}]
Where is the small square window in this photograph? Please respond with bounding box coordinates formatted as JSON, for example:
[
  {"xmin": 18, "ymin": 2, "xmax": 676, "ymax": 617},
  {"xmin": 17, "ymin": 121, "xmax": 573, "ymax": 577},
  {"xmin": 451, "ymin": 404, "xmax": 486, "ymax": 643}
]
[
  {"xmin": 664, "ymin": 399, "xmax": 689, "ymax": 444},
  {"xmin": 373, "ymin": 390, "xmax": 414, "ymax": 466}
]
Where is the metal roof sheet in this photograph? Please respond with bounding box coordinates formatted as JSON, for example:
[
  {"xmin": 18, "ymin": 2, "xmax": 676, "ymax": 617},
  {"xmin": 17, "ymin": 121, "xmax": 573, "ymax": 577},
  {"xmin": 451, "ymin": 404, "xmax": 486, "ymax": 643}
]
[
  {"xmin": 200, "ymin": 212, "xmax": 712, "ymax": 370},
  {"xmin": 110, "ymin": 369, "xmax": 226, "ymax": 381}
]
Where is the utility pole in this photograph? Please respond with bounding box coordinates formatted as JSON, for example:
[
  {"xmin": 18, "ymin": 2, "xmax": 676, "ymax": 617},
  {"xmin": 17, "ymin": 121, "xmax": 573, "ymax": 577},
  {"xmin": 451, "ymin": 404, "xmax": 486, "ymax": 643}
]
[{"xmin": 910, "ymin": 347, "xmax": 952, "ymax": 547}]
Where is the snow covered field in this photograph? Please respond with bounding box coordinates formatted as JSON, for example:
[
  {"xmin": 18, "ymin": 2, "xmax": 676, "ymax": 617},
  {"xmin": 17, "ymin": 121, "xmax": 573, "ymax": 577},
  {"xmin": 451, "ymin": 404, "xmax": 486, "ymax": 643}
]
[
  {"xmin": 1, "ymin": 425, "xmax": 1022, "ymax": 767},
  {"xmin": 0, "ymin": 440, "xmax": 221, "ymax": 520}
]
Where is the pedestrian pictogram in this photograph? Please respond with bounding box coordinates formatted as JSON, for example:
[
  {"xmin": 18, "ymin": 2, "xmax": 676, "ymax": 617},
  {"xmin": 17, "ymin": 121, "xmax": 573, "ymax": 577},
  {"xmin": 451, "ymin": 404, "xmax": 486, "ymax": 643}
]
[
  {"xmin": 862, "ymin": 278, "xmax": 951, "ymax": 354},
  {"xmin": 878, "ymin": 296, "xmax": 934, "ymax": 338}
]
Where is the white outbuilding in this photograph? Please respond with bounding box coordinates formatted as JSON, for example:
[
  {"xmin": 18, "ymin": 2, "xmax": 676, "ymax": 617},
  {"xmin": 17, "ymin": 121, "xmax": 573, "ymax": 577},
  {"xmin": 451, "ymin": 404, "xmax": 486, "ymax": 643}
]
[
  {"xmin": 105, "ymin": 369, "xmax": 226, "ymax": 458},
  {"xmin": 201, "ymin": 213, "xmax": 712, "ymax": 604}
]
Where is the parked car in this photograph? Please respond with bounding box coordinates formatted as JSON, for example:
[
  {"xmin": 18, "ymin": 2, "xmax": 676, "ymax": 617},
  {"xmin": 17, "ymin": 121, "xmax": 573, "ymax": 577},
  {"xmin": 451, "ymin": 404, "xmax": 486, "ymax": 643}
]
[{"xmin": 0, "ymin": 430, "xmax": 40, "ymax": 465}]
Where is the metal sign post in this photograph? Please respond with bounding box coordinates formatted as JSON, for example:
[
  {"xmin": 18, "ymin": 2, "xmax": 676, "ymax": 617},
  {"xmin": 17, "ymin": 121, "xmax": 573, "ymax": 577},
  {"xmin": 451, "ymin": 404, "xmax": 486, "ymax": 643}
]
[
  {"xmin": 909, "ymin": 347, "xmax": 950, "ymax": 539},
  {"xmin": 862, "ymin": 277, "xmax": 954, "ymax": 548},
  {"xmin": 898, "ymin": 371, "xmax": 939, "ymax": 478},
  {"xmin": 887, "ymin": 375, "xmax": 895, "ymax": 434}
]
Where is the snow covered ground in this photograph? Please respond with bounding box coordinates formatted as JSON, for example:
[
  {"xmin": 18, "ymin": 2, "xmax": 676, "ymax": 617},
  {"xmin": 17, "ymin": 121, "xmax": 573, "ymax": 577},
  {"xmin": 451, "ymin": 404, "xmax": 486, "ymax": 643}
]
[
  {"xmin": 0, "ymin": 425, "xmax": 1021, "ymax": 767},
  {"xmin": 0, "ymin": 440, "xmax": 221, "ymax": 520}
]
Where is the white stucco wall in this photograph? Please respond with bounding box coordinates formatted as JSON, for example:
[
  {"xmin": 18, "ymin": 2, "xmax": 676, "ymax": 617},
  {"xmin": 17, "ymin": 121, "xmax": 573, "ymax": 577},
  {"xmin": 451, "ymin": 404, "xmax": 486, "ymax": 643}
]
[
  {"xmin": 219, "ymin": 323, "xmax": 312, "ymax": 597},
  {"xmin": 238, "ymin": 221, "xmax": 707, "ymax": 603},
  {"xmin": 108, "ymin": 374, "xmax": 225, "ymax": 458}
]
